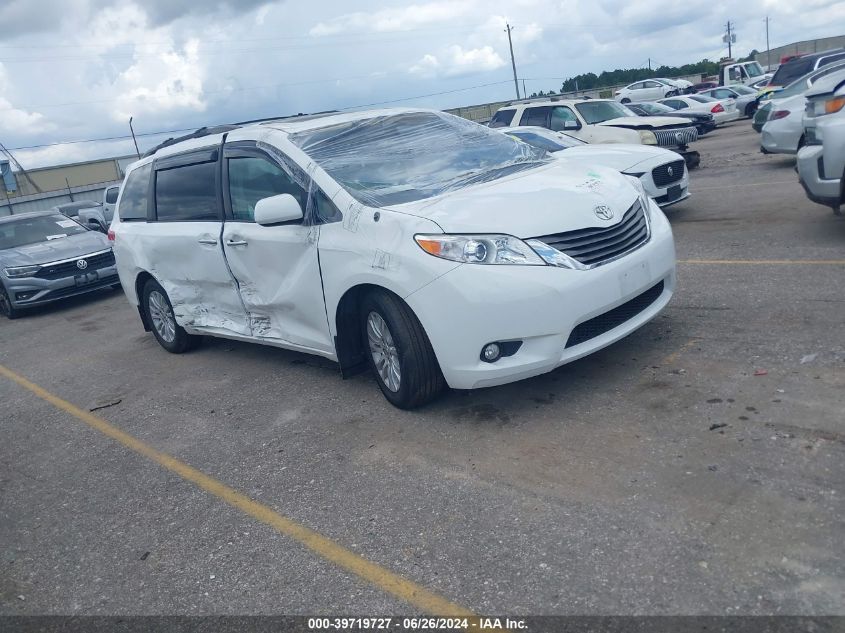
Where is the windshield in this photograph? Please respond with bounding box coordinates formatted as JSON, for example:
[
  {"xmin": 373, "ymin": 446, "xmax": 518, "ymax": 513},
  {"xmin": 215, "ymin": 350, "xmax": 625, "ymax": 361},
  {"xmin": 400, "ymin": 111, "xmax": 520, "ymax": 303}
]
[
  {"xmin": 0, "ymin": 214, "xmax": 87, "ymax": 250},
  {"xmin": 574, "ymin": 101, "xmax": 634, "ymax": 124},
  {"xmin": 771, "ymin": 58, "xmax": 814, "ymax": 86},
  {"xmin": 289, "ymin": 112, "xmax": 550, "ymax": 207},
  {"xmin": 639, "ymin": 102, "xmax": 674, "ymax": 115},
  {"xmin": 745, "ymin": 62, "xmax": 764, "ymax": 77}
]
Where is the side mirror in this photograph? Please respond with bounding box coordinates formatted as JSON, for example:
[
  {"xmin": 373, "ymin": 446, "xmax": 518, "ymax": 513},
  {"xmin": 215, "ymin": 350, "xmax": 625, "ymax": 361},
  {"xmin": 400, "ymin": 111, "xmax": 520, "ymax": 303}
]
[
  {"xmin": 254, "ymin": 194, "xmax": 303, "ymax": 226},
  {"xmin": 563, "ymin": 120, "xmax": 579, "ymax": 130}
]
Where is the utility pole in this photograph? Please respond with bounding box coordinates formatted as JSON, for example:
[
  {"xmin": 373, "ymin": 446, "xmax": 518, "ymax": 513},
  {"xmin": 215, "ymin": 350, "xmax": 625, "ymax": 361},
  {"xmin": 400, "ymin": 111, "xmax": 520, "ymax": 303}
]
[
  {"xmin": 648, "ymin": 58, "xmax": 652, "ymax": 71},
  {"xmin": 764, "ymin": 16, "xmax": 771, "ymax": 70},
  {"xmin": 129, "ymin": 117, "xmax": 141, "ymax": 159},
  {"xmin": 504, "ymin": 23, "xmax": 520, "ymax": 100},
  {"xmin": 725, "ymin": 21, "xmax": 734, "ymax": 58}
]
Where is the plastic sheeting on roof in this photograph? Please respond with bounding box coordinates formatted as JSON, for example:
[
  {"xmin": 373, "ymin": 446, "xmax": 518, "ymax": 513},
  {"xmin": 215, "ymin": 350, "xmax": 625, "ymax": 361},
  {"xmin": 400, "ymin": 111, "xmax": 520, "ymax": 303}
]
[
  {"xmin": 0, "ymin": 160, "xmax": 16, "ymax": 193},
  {"xmin": 288, "ymin": 110, "xmax": 550, "ymax": 208}
]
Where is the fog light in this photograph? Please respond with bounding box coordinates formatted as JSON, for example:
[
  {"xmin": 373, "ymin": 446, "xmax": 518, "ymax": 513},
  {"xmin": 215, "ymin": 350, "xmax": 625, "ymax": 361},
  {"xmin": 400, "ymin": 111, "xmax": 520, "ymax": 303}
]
[
  {"xmin": 481, "ymin": 343, "xmax": 501, "ymax": 363},
  {"xmin": 15, "ymin": 291, "xmax": 37, "ymax": 301}
]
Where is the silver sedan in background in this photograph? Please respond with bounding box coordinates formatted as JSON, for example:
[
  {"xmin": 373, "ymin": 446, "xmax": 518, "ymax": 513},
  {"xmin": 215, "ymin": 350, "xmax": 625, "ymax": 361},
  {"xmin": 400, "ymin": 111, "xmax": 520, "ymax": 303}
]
[{"xmin": 0, "ymin": 211, "xmax": 119, "ymax": 319}]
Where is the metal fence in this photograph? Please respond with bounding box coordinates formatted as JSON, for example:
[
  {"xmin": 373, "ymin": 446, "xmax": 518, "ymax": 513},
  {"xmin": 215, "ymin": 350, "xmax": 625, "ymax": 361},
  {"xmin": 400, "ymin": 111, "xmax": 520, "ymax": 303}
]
[{"xmin": 0, "ymin": 180, "xmax": 121, "ymax": 217}]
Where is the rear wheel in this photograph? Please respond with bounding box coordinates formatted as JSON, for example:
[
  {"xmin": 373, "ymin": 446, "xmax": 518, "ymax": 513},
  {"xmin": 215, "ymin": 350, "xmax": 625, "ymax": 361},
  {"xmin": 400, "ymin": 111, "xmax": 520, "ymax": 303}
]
[
  {"xmin": 142, "ymin": 279, "xmax": 200, "ymax": 353},
  {"xmin": 0, "ymin": 284, "xmax": 20, "ymax": 320},
  {"xmin": 360, "ymin": 290, "xmax": 444, "ymax": 409}
]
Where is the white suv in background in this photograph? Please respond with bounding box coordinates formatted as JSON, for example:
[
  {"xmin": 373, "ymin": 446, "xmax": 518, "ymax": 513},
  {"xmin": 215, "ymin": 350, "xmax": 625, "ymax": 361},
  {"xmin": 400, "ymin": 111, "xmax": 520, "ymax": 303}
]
[
  {"xmin": 489, "ymin": 99, "xmax": 700, "ymax": 166},
  {"xmin": 111, "ymin": 108, "xmax": 676, "ymax": 408}
]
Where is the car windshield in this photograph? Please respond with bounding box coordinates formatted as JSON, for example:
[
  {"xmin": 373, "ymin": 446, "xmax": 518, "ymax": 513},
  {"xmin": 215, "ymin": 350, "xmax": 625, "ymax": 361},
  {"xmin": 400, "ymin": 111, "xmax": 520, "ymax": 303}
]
[
  {"xmin": 0, "ymin": 214, "xmax": 87, "ymax": 250},
  {"xmin": 745, "ymin": 62, "xmax": 764, "ymax": 77},
  {"xmin": 505, "ymin": 129, "xmax": 585, "ymax": 152},
  {"xmin": 732, "ymin": 85, "xmax": 756, "ymax": 95},
  {"xmin": 574, "ymin": 101, "xmax": 634, "ymax": 124},
  {"xmin": 638, "ymin": 102, "xmax": 674, "ymax": 114},
  {"xmin": 289, "ymin": 112, "xmax": 550, "ymax": 207}
]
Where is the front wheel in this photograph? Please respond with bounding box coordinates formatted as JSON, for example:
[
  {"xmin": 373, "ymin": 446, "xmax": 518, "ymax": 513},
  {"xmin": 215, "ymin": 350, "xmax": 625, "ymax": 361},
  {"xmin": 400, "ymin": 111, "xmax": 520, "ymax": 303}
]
[
  {"xmin": 360, "ymin": 290, "xmax": 444, "ymax": 409},
  {"xmin": 142, "ymin": 279, "xmax": 200, "ymax": 353},
  {"xmin": 620, "ymin": 98, "xmax": 631, "ymax": 104},
  {"xmin": 0, "ymin": 284, "xmax": 20, "ymax": 320}
]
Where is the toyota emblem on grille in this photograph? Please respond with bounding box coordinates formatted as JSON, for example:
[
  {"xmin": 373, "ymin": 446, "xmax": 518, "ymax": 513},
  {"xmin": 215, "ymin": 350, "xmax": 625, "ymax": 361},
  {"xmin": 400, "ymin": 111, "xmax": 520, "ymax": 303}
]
[
  {"xmin": 76, "ymin": 259, "xmax": 88, "ymax": 270},
  {"xmin": 594, "ymin": 205, "xmax": 614, "ymax": 220},
  {"xmin": 667, "ymin": 166, "xmax": 674, "ymax": 177},
  {"xmin": 675, "ymin": 132, "xmax": 684, "ymax": 143}
]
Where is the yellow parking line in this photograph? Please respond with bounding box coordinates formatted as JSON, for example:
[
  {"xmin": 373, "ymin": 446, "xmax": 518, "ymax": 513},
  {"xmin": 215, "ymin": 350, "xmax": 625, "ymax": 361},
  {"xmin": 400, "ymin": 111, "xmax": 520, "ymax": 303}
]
[
  {"xmin": 0, "ymin": 363, "xmax": 473, "ymax": 617},
  {"xmin": 679, "ymin": 259, "xmax": 845, "ymax": 265},
  {"xmin": 661, "ymin": 337, "xmax": 699, "ymax": 366}
]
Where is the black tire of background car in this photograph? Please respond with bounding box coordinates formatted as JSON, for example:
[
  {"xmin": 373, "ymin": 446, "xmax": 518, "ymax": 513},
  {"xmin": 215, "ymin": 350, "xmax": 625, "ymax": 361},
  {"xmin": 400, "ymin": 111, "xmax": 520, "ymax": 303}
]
[
  {"xmin": 360, "ymin": 289, "xmax": 445, "ymax": 409},
  {"xmin": 0, "ymin": 284, "xmax": 20, "ymax": 319},
  {"xmin": 142, "ymin": 278, "xmax": 201, "ymax": 353}
]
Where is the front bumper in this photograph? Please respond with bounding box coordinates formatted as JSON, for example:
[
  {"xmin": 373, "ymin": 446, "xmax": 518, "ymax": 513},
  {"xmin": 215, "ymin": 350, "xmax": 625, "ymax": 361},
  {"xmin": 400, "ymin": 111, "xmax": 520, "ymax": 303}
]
[
  {"xmin": 3, "ymin": 265, "xmax": 120, "ymax": 309},
  {"xmin": 797, "ymin": 144, "xmax": 843, "ymax": 208},
  {"xmin": 638, "ymin": 169, "xmax": 690, "ymax": 208},
  {"xmin": 406, "ymin": 199, "xmax": 676, "ymax": 390}
]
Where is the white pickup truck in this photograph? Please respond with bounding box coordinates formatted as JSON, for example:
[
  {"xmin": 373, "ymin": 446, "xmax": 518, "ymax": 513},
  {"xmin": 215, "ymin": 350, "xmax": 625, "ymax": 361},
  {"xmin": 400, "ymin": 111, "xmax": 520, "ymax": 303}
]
[{"xmin": 76, "ymin": 184, "xmax": 120, "ymax": 232}]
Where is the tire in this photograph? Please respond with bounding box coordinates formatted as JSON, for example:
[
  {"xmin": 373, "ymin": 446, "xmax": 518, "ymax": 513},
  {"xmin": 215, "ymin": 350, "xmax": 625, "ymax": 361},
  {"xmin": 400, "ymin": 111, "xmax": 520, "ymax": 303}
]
[
  {"xmin": 141, "ymin": 278, "xmax": 200, "ymax": 353},
  {"xmin": 745, "ymin": 103, "xmax": 757, "ymax": 118},
  {"xmin": 621, "ymin": 98, "xmax": 631, "ymax": 104},
  {"xmin": 360, "ymin": 289, "xmax": 444, "ymax": 409},
  {"xmin": 0, "ymin": 283, "xmax": 20, "ymax": 320}
]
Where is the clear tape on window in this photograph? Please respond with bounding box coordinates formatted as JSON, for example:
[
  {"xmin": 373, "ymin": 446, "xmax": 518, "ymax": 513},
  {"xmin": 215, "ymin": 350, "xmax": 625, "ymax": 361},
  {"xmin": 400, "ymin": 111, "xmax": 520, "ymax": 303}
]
[{"xmin": 287, "ymin": 110, "xmax": 551, "ymax": 209}]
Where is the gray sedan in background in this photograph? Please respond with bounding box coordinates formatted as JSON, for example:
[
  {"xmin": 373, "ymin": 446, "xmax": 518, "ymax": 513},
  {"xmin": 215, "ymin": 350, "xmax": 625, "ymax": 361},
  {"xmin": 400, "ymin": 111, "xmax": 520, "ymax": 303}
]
[{"xmin": 0, "ymin": 211, "xmax": 120, "ymax": 319}]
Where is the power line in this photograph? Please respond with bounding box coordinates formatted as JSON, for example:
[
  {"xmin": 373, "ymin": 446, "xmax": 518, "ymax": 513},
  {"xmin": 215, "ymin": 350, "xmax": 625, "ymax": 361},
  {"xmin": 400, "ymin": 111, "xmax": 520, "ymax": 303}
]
[{"xmin": 7, "ymin": 80, "xmax": 515, "ymax": 152}]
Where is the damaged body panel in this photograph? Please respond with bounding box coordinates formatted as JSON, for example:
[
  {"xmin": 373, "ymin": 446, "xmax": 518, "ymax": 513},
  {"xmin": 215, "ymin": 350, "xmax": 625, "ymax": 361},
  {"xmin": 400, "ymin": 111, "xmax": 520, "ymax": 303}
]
[{"xmin": 111, "ymin": 108, "xmax": 676, "ymax": 408}]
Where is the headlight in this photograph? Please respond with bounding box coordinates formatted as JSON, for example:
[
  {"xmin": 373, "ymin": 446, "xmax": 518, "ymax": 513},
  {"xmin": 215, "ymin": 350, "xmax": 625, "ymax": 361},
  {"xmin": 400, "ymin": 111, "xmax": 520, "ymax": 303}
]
[
  {"xmin": 638, "ymin": 130, "xmax": 657, "ymax": 145},
  {"xmin": 415, "ymin": 234, "xmax": 546, "ymax": 265},
  {"xmin": 4, "ymin": 265, "xmax": 40, "ymax": 278},
  {"xmin": 815, "ymin": 96, "xmax": 845, "ymax": 116}
]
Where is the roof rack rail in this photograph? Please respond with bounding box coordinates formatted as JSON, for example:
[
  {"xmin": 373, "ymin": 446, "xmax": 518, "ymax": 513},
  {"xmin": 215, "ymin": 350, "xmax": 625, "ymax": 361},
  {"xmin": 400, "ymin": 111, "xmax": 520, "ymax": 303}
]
[
  {"xmin": 142, "ymin": 125, "xmax": 240, "ymax": 158},
  {"xmin": 142, "ymin": 110, "xmax": 342, "ymax": 158}
]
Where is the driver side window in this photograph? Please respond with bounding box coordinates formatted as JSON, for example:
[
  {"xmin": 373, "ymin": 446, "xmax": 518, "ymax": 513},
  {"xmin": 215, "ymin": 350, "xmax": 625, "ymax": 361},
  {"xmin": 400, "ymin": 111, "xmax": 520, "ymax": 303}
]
[
  {"xmin": 549, "ymin": 106, "xmax": 578, "ymax": 131},
  {"xmin": 227, "ymin": 156, "xmax": 307, "ymax": 222}
]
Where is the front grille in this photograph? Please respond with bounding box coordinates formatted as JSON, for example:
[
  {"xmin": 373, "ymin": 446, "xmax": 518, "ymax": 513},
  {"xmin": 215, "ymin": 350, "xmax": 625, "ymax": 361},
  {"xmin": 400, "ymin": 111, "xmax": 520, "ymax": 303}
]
[
  {"xmin": 532, "ymin": 201, "xmax": 649, "ymax": 267},
  {"xmin": 565, "ymin": 280, "xmax": 665, "ymax": 348},
  {"xmin": 35, "ymin": 250, "xmax": 115, "ymax": 280},
  {"xmin": 43, "ymin": 275, "xmax": 120, "ymax": 300},
  {"xmin": 652, "ymin": 160, "xmax": 685, "ymax": 187},
  {"xmin": 654, "ymin": 126, "xmax": 698, "ymax": 147}
]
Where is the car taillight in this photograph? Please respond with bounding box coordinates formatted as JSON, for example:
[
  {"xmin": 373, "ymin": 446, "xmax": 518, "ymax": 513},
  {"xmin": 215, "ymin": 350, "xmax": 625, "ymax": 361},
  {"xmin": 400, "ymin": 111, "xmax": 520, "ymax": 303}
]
[
  {"xmin": 107, "ymin": 229, "xmax": 115, "ymax": 241},
  {"xmin": 771, "ymin": 110, "xmax": 790, "ymax": 120},
  {"xmin": 711, "ymin": 103, "xmax": 725, "ymax": 113}
]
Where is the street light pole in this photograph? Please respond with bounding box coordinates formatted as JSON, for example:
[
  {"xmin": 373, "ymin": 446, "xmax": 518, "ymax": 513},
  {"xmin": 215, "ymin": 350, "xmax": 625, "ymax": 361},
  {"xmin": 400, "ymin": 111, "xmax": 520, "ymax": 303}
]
[{"xmin": 129, "ymin": 117, "xmax": 141, "ymax": 159}]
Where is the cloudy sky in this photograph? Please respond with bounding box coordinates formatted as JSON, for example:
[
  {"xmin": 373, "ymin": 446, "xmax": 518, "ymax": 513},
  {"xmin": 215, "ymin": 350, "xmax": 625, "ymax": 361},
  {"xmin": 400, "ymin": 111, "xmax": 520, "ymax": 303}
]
[{"xmin": 1, "ymin": 0, "xmax": 843, "ymax": 169}]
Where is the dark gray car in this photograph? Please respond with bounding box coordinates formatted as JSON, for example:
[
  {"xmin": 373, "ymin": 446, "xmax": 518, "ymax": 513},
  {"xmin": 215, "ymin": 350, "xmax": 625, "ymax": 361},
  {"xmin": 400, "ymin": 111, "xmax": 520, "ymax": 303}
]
[{"xmin": 0, "ymin": 211, "xmax": 120, "ymax": 319}]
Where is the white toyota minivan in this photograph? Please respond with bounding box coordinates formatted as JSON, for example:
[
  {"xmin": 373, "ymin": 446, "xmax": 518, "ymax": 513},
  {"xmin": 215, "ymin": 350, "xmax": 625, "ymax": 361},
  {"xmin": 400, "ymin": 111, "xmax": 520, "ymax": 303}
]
[{"xmin": 111, "ymin": 108, "xmax": 676, "ymax": 408}]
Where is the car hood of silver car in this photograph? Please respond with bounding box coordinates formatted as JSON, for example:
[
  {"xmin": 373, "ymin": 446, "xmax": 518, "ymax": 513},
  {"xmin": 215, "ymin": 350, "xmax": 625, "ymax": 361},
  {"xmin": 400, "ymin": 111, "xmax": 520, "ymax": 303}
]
[{"xmin": 0, "ymin": 230, "xmax": 111, "ymax": 269}]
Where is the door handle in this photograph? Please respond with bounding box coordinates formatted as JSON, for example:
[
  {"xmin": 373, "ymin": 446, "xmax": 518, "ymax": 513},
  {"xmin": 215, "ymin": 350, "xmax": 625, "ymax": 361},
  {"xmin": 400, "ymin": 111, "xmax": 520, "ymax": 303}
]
[
  {"xmin": 226, "ymin": 239, "xmax": 248, "ymax": 247},
  {"xmin": 198, "ymin": 238, "xmax": 217, "ymax": 245}
]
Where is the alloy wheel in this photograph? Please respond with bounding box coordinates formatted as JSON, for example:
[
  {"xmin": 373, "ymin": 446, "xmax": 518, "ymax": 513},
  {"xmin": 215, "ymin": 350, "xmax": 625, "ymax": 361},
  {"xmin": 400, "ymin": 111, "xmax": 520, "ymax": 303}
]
[
  {"xmin": 148, "ymin": 290, "xmax": 176, "ymax": 343},
  {"xmin": 366, "ymin": 311, "xmax": 401, "ymax": 392}
]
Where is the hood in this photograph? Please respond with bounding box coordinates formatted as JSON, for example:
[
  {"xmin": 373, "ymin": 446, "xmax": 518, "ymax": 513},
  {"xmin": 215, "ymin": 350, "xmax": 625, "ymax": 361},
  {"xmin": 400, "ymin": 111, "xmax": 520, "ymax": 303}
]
[
  {"xmin": 0, "ymin": 230, "xmax": 110, "ymax": 268},
  {"xmin": 553, "ymin": 144, "xmax": 675, "ymax": 173},
  {"xmin": 389, "ymin": 161, "xmax": 639, "ymax": 238},
  {"xmin": 597, "ymin": 116, "xmax": 691, "ymax": 129}
]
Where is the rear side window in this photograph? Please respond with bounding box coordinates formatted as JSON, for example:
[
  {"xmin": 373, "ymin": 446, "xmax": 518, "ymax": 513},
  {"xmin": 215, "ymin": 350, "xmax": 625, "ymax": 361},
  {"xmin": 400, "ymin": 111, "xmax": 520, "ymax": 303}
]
[
  {"xmin": 488, "ymin": 110, "xmax": 515, "ymax": 128},
  {"xmin": 118, "ymin": 164, "xmax": 151, "ymax": 221},
  {"xmin": 819, "ymin": 53, "xmax": 845, "ymax": 68},
  {"xmin": 519, "ymin": 106, "xmax": 551, "ymax": 127},
  {"xmin": 155, "ymin": 161, "xmax": 219, "ymax": 222}
]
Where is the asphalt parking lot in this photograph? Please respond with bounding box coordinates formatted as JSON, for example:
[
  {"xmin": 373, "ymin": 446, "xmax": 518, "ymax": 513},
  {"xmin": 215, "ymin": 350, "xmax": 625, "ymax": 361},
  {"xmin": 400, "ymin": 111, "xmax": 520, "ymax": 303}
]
[{"xmin": 1, "ymin": 121, "xmax": 843, "ymax": 617}]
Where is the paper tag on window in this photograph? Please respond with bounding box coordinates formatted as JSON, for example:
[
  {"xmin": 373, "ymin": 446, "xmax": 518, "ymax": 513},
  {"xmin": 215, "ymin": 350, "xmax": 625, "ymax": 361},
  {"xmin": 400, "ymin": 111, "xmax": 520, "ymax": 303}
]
[
  {"xmin": 56, "ymin": 219, "xmax": 77, "ymax": 228},
  {"xmin": 46, "ymin": 234, "xmax": 68, "ymax": 240}
]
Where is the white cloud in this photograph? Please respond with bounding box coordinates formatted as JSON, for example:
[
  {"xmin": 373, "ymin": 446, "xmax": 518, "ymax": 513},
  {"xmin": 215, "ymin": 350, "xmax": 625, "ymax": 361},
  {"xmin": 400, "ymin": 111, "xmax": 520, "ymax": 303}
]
[
  {"xmin": 310, "ymin": 1, "xmax": 478, "ymax": 36},
  {"xmin": 410, "ymin": 45, "xmax": 506, "ymax": 78},
  {"xmin": 0, "ymin": 63, "xmax": 54, "ymax": 135}
]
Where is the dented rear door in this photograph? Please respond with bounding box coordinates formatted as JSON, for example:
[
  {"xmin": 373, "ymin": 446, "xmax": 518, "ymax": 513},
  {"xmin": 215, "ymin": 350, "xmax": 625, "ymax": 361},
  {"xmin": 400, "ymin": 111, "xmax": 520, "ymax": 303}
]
[
  {"xmin": 147, "ymin": 148, "xmax": 251, "ymax": 335},
  {"xmin": 220, "ymin": 142, "xmax": 333, "ymax": 355}
]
